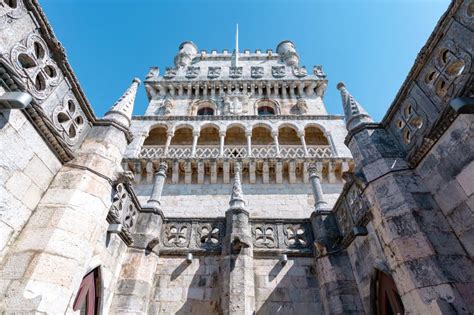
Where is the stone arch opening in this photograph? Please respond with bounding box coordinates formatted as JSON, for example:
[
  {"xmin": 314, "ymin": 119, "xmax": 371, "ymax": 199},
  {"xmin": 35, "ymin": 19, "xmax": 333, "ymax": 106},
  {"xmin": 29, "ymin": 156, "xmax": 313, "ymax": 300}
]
[
  {"xmin": 304, "ymin": 125, "xmax": 329, "ymax": 145},
  {"xmin": 278, "ymin": 125, "xmax": 300, "ymax": 145},
  {"xmin": 255, "ymin": 99, "xmax": 279, "ymax": 115},
  {"xmin": 143, "ymin": 126, "xmax": 167, "ymax": 145},
  {"xmin": 251, "ymin": 126, "xmax": 273, "ymax": 145},
  {"xmin": 198, "ymin": 125, "xmax": 220, "ymax": 145},
  {"xmin": 225, "ymin": 125, "xmax": 246, "ymax": 145},
  {"xmin": 171, "ymin": 126, "xmax": 193, "ymax": 145}
]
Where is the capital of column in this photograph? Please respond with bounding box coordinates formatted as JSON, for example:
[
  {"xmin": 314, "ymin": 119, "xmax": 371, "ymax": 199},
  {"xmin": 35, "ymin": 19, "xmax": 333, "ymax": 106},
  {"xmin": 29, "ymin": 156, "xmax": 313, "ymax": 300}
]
[
  {"xmin": 271, "ymin": 130, "xmax": 279, "ymax": 138},
  {"xmin": 308, "ymin": 164, "xmax": 322, "ymax": 179},
  {"xmin": 219, "ymin": 130, "xmax": 227, "ymax": 137},
  {"xmin": 297, "ymin": 130, "xmax": 305, "ymax": 138},
  {"xmin": 245, "ymin": 129, "xmax": 252, "ymax": 138},
  {"xmin": 155, "ymin": 162, "xmax": 168, "ymax": 177},
  {"xmin": 192, "ymin": 130, "xmax": 200, "ymax": 137}
]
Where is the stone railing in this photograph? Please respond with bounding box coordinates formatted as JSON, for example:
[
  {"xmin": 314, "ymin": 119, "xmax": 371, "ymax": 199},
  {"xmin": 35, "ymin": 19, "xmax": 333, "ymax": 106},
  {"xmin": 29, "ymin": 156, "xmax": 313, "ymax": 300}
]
[{"xmin": 140, "ymin": 145, "xmax": 332, "ymax": 159}]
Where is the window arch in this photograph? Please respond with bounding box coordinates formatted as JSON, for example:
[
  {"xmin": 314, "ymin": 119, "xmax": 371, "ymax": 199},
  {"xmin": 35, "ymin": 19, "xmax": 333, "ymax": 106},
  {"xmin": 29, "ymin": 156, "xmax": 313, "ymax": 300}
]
[
  {"xmin": 258, "ymin": 106, "xmax": 275, "ymax": 116},
  {"xmin": 375, "ymin": 270, "xmax": 404, "ymax": 315},
  {"xmin": 73, "ymin": 268, "xmax": 101, "ymax": 315},
  {"xmin": 255, "ymin": 99, "xmax": 279, "ymax": 116},
  {"xmin": 197, "ymin": 107, "xmax": 214, "ymax": 116}
]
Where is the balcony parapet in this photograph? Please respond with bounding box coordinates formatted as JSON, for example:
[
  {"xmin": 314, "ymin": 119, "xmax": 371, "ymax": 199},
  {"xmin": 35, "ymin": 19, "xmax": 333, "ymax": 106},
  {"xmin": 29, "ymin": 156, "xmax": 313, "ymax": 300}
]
[{"xmin": 132, "ymin": 114, "xmax": 344, "ymax": 122}]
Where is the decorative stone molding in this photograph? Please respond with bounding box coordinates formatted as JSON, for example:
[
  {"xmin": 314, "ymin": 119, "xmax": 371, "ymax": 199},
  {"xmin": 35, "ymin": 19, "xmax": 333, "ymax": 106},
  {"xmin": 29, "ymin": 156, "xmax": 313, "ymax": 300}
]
[
  {"xmin": 229, "ymin": 66, "xmax": 243, "ymax": 78},
  {"xmin": 292, "ymin": 66, "xmax": 307, "ymax": 78},
  {"xmin": 163, "ymin": 67, "xmax": 177, "ymax": 79},
  {"xmin": 10, "ymin": 32, "xmax": 62, "ymax": 101},
  {"xmin": 185, "ymin": 66, "xmax": 200, "ymax": 79},
  {"xmin": 208, "ymin": 66, "xmax": 221, "ymax": 79},
  {"xmin": 51, "ymin": 92, "xmax": 87, "ymax": 146},
  {"xmin": 251, "ymin": 66, "xmax": 264, "ymax": 78},
  {"xmin": 272, "ymin": 65, "xmax": 286, "ymax": 78},
  {"xmin": 222, "ymin": 90, "xmax": 250, "ymax": 115},
  {"xmin": 162, "ymin": 222, "xmax": 192, "ymax": 248},
  {"xmin": 0, "ymin": 0, "xmax": 27, "ymax": 29}
]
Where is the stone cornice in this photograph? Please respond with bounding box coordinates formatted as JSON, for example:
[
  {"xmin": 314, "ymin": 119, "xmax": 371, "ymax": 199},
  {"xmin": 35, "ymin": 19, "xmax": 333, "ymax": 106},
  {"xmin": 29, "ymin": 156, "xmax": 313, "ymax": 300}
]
[{"xmin": 132, "ymin": 114, "xmax": 345, "ymax": 122}]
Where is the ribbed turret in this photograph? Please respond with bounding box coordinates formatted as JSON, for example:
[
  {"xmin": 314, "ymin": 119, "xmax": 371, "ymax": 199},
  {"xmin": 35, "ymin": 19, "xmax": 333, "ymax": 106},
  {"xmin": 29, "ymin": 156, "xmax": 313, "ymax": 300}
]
[{"xmin": 104, "ymin": 78, "xmax": 141, "ymax": 128}]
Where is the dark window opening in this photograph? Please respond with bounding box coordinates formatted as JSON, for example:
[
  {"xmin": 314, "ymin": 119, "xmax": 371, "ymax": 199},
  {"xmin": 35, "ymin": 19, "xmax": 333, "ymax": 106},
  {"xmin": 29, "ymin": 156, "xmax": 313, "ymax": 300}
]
[
  {"xmin": 258, "ymin": 106, "xmax": 275, "ymax": 116},
  {"xmin": 376, "ymin": 271, "xmax": 404, "ymax": 315},
  {"xmin": 197, "ymin": 107, "xmax": 214, "ymax": 116}
]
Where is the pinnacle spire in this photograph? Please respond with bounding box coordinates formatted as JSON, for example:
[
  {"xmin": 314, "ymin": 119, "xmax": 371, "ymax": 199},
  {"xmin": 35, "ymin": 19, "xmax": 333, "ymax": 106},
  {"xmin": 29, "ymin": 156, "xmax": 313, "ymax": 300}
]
[
  {"xmin": 337, "ymin": 82, "xmax": 373, "ymax": 131},
  {"xmin": 229, "ymin": 163, "xmax": 246, "ymax": 210},
  {"xmin": 104, "ymin": 78, "xmax": 141, "ymax": 128}
]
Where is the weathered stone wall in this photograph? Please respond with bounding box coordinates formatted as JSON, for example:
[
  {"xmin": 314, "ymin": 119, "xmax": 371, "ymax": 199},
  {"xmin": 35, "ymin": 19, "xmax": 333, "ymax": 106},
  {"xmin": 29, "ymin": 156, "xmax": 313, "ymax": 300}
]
[
  {"xmin": 254, "ymin": 257, "xmax": 323, "ymax": 314},
  {"xmin": 148, "ymin": 256, "xmax": 221, "ymax": 314},
  {"xmin": 0, "ymin": 107, "xmax": 62, "ymax": 263},
  {"xmin": 416, "ymin": 114, "xmax": 474, "ymax": 259},
  {"xmin": 135, "ymin": 182, "xmax": 343, "ymax": 218}
]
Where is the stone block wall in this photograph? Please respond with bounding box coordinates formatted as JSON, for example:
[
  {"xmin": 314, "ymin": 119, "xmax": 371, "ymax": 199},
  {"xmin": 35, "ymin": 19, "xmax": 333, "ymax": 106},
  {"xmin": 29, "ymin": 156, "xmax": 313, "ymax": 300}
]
[
  {"xmin": 149, "ymin": 256, "xmax": 221, "ymax": 314},
  {"xmin": 0, "ymin": 107, "xmax": 62, "ymax": 262},
  {"xmin": 254, "ymin": 257, "xmax": 323, "ymax": 314}
]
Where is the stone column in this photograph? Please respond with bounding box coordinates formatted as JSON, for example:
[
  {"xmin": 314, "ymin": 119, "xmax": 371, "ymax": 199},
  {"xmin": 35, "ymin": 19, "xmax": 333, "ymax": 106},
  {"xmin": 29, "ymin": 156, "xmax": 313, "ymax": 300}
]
[
  {"xmin": 220, "ymin": 130, "xmax": 226, "ymax": 157},
  {"xmin": 246, "ymin": 130, "xmax": 252, "ymax": 157},
  {"xmin": 163, "ymin": 130, "xmax": 174, "ymax": 156},
  {"xmin": 308, "ymin": 163, "xmax": 328, "ymax": 211},
  {"xmin": 272, "ymin": 130, "xmax": 280, "ymax": 157},
  {"xmin": 191, "ymin": 130, "xmax": 199, "ymax": 157},
  {"xmin": 298, "ymin": 131, "xmax": 309, "ymax": 157},
  {"xmin": 221, "ymin": 164, "xmax": 255, "ymax": 315},
  {"xmin": 147, "ymin": 162, "xmax": 168, "ymax": 208}
]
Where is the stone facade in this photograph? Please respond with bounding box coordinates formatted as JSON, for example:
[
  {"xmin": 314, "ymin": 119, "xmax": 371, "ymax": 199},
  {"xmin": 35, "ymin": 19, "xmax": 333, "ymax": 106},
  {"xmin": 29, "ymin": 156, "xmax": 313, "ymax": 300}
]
[{"xmin": 0, "ymin": 0, "xmax": 472, "ymax": 314}]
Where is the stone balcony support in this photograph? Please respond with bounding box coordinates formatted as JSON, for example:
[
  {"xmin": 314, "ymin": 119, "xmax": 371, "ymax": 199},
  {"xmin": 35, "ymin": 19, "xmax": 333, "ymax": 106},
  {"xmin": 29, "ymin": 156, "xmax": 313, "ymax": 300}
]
[
  {"xmin": 147, "ymin": 162, "xmax": 168, "ymax": 208},
  {"xmin": 219, "ymin": 130, "xmax": 226, "ymax": 157}
]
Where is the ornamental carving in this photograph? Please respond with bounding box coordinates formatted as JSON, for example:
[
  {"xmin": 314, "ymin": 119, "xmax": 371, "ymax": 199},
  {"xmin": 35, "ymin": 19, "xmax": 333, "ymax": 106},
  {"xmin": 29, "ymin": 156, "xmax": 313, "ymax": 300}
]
[
  {"xmin": 394, "ymin": 98, "xmax": 424, "ymax": 145},
  {"xmin": 10, "ymin": 32, "xmax": 62, "ymax": 100},
  {"xmin": 145, "ymin": 67, "xmax": 159, "ymax": 80},
  {"xmin": 272, "ymin": 66, "xmax": 286, "ymax": 78},
  {"xmin": 208, "ymin": 66, "xmax": 221, "ymax": 79},
  {"xmin": 296, "ymin": 98, "xmax": 308, "ymax": 114},
  {"xmin": 164, "ymin": 67, "xmax": 177, "ymax": 79},
  {"xmin": 196, "ymin": 222, "xmax": 225, "ymax": 250},
  {"xmin": 229, "ymin": 66, "xmax": 243, "ymax": 78},
  {"xmin": 292, "ymin": 66, "xmax": 307, "ymax": 78},
  {"xmin": 0, "ymin": 0, "xmax": 27, "ymax": 29},
  {"xmin": 163, "ymin": 223, "xmax": 191, "ymax": 247},
  {"xmin": 283, "ymin": 224, "xmax": 311, "ymax": 249},
  {"xmin": 51, "ymin": 92, "xmax": 87, "ymax": 146},
  {"xmin": 251, "ymin": 66, "xmax": 264, "ymax": 78},
  {"xmin": 253, "ymin": 224, "xmax": 278, "ymax": 248},
  {"xmin": 161, "ymin": 99, "xmax": 174, "ymax": 115},
  {"xmin": 222, "ymin": 91, "xmax": 250, "ymax": 115},
  {"xmin": 108, "ymin": 180, "xmax": 138, "ymax": 244},
  {"xmin": 313, "ymin": 65, "xmax": 326, "ymax": 79},
  {"xmin": 185, "ymin": 66, "xmax": 200, "ymax": 79}
]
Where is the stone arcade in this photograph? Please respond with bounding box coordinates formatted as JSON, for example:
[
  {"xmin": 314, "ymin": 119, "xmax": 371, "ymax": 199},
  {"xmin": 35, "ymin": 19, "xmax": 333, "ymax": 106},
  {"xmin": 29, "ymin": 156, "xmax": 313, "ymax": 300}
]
[{"xmin": 0, "ymin": 0, "xmax": 473, "ymax": 314}]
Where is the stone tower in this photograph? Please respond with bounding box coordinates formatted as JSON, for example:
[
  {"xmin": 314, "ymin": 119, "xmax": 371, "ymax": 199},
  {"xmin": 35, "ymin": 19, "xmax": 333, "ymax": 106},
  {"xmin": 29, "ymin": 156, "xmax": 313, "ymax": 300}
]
[{"xmin": 0, "ymin": 1, "xmax": 472, "ymax": 314}]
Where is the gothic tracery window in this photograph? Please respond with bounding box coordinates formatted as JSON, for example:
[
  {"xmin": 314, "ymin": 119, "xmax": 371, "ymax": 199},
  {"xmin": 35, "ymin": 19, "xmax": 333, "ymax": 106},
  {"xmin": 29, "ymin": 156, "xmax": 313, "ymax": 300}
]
[{"xmin": 73, "ymin": 268, "xmax": 101, "ymax": 315}]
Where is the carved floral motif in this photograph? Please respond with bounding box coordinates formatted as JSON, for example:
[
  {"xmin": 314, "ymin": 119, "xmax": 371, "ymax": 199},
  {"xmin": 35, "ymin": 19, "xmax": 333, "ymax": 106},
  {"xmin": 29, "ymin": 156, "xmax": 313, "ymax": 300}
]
[
  {"xmin": 163, "ymin": 223, "xmax": 191, "ymax": 247},
  {"xmin": 0, "ymin": 0, "xmax": 27, "ymax": 29},
  {"xmin": 283, "ymin": 224, "xmax": 310, "ymax": 248},
  {"xmin": 51, "ymin": 93, "xmax": 87, "ymax": 146},
  {"xmin": 229, "ymin": 66, "xmax": 243, "ymax": 78},
  {"xmin": 196, "ymin": 222, "xmax": 224, "ymax": 250},
  {"xmin": 108, "ymin": 181, "xmax": 138, "ymax": 243},
  {"xmin": 251, "ymin": 66, "xmax": 264, "ymax": 78},
  {"xmin": 10, "ymin": 32, "xmax": 61, "ymax": 100},
  {"xmin": 208, "ymin": 66, "xmax": 221, "ymax": 79},
  {"xmin": 186, "ymin": 66, "xmax": 200, "ymax": 79},
  {"xmin": 253, "ymin": 224, "xmax": 277, "ymax": 248},
  {"xmin": 272, "ymin": 66, "xmax": 286, "ymax": 78}
]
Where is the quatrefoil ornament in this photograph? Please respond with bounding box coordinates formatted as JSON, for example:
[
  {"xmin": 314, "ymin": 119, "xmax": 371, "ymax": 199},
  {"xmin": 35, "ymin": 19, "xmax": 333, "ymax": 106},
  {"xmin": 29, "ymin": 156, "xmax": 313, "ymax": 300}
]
[{"xmin": 52, "ymin": 94, "xmax": 86, "ymax": 146}]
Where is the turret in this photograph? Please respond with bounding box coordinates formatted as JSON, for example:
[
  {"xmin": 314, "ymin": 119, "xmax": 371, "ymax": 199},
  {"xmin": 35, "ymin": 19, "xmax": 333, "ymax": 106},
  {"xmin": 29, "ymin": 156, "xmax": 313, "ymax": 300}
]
[
  {"xmin": 104, "ymin": 78, "xmax": 140, "ymax": 129},
  {"xmin": 337, "ymin": 82, "xmax": 373, "ymax": 131},
  {"xmin": 276, "ymin": 40, "xmax": 300, "ymax": 67},
  {"xmin": 174, "ymin": 41, "xmax": 198, "ymax": 68}
]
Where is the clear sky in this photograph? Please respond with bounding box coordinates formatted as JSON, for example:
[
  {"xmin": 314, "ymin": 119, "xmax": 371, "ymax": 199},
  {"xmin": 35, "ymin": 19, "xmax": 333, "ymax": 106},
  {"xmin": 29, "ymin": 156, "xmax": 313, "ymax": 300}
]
[{"xmin": 40, "ymin": 0, "xmax": 449, "ymax": 121}]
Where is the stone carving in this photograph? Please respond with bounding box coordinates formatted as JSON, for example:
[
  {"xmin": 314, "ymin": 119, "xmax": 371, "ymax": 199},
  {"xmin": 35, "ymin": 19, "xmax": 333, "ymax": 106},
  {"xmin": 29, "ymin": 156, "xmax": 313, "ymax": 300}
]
[
  {"xmin": 292, "ymin": 66, "xmax": 307, "ymax": 78},
  {"xmin": 108, "ymin": 182, "xmax": 138, "ymax": 243},
  {"xmin": 163, "ymin": 223, "xmax": 191, "ymax": 247},
  {"xmin": 208, "ymin": 66, "xmax": 221, "ymax": 79},
  {"xmin": 283, "ymin": 224, "xmax": 310, "ymax": 248},
  {"xmin": 251, "ymin": 66, "xmax": 264, "ymax": 78},
  {"xmin": 196, "ymin": 222, "xmax": 225, "ymax": 250},
  {"xmin": 253, "ymin": 224, "xmax": 277, "ymax": 248},
  {"xmin": 51, "ymin": 93, "xmax": 87, "ymax": 146},
  {"xmin": 163, "ymin": 67, "xmax": 177, "ymax": 79},
  {"xmin": 161, "ymin": 99, "xmax": 174, "ymax": 115},
  {"xmin": 229, "ymin": 66, "xmax": 243, "ymax": 78},
  {"xmin": 145, "ymin": 67, "xmax": 159, "ymax": 80},
  {"xmin": 394, "ymin": 98, "xmax": 423, "ymax": 145},
  {"xmin": 0, "ymin": 0, "xmax": 27, "ymax": 29},
  {"xmin": 10, "ymin": 32, "xmax": 61, "ymax": 100},
  {"xmin": 296, "ymin": 98, "xmax": 308, "ymax": 114},
  {"xmin": 222, "ymin": 91, "xmax": 250, "ymax": 115},
  {"xmin": 185, "ymin": 66, "xmax": 200, "ymax": 79},
  {"xmin": 313, "ymin": 65, "xmax": 326, "ymax": 79},
  {"xmin": 272, "ymin": 66, "xmax": 286, "ymax": 78}
]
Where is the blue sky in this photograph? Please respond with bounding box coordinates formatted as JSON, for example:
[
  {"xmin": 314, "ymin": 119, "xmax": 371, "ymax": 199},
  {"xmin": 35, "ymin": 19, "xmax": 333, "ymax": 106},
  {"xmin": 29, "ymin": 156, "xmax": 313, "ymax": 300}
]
[{"xmin": 40, "ymin": 0, "xmax": 449, "ymax": 120}]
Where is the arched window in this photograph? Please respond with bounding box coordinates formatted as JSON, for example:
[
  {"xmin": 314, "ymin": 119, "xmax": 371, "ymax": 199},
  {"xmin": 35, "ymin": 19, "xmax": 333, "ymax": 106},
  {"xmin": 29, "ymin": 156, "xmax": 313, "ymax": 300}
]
[
  {"xmin": 258, "ymin": 106, "xmax": 275, "ymax": 116},
  {"xmin": 375, "ymin": 271, "xmax": 404, "ymax": 315},
  {"xmin": 197, "ymin": 107, "xmax": 214, "ymax": 116},
  {"xmin": 73, "ymin": 268, "xmax": 101, "ymax": 315}
]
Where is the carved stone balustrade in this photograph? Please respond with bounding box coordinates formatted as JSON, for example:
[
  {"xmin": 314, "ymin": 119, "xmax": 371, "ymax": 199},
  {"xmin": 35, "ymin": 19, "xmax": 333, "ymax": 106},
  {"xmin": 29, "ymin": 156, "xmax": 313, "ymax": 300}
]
[{"xmin": 140, "ymin": 145, "xmax": 332, "ymax": 159}]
